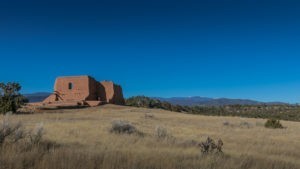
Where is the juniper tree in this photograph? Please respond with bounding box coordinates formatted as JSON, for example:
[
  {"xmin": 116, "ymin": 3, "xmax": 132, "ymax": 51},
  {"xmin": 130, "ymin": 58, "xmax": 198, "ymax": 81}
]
[{"xmin": 0, "ymin": 82, "xmax": 28, "ymax": 114}]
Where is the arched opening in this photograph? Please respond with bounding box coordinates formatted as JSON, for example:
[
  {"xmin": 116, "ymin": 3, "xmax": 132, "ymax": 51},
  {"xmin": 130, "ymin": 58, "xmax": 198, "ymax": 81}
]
[{"xmin": 68, "ymin": 82, "xmax": 73, "ymax": 90}]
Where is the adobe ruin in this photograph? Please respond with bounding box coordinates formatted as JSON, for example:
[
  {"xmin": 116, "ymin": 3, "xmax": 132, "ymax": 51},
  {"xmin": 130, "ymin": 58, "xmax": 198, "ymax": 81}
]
[{"xmin": 43, "ymin": 76, "xmax": 125, "ymax": 107}]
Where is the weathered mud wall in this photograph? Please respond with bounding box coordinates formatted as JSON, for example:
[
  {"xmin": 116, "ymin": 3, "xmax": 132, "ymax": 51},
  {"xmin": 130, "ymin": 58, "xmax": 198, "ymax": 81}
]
[{"xmin": 43, "ymin": 76, "xmax": 125, "ymax": 106}]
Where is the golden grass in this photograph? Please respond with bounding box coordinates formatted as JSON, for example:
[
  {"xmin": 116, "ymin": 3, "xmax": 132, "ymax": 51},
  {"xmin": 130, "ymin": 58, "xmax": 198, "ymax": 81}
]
[{"xmin": 1, "ymin": 104, "xmax": 300, "ymax": 169}]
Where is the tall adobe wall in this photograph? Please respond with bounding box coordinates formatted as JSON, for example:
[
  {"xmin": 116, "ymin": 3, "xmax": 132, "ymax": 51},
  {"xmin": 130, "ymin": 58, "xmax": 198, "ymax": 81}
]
[
  {"xmin": 54, "ymin": 76, "xmax": 98, "ymax": 101},
  {"xmin": 99, "ymin": 81, "xmax": 125, "ymax": 105}
]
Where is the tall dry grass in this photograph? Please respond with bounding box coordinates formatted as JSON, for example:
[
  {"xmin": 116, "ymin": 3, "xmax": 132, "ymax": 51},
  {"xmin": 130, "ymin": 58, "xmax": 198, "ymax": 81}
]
[{"xmin": 0, "ymin": 104, "xmax": 299, "ymax": 169}]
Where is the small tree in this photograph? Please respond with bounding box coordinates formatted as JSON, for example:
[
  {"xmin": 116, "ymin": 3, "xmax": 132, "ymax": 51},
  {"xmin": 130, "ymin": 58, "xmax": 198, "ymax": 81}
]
[
  {"xmin": 264, "ymin": 119, "xmax": 284, "ymax": 129},
  {"xmin": 0, "ymin": 82, "xmax": 28, "ymax": 114}
]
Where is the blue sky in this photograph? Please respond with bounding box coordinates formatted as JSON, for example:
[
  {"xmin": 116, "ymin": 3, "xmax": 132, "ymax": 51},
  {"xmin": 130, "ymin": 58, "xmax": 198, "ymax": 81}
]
[{"xmin": 0, "ymin": 0, "xmax": 300, "ymax": 103}]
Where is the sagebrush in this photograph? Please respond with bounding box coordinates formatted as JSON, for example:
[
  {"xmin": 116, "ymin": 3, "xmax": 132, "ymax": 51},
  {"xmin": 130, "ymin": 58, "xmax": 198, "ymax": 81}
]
[{"xmin": 265, "ymin": 119, "xmax": 284, "ymax": 129}]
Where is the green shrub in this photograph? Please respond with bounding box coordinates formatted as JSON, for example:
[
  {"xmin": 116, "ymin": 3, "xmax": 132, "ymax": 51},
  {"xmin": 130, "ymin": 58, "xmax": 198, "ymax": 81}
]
[
  {"xmin": 0, "ymin": 82, "xmax": 28, "ymax": 114},
  {"xmin": 125, "ymin": 96, "xmax": 185, "ymax": 112},
  {"xmin": 264, "ymin": 119, "xmax": 284, "ymax": 129}
]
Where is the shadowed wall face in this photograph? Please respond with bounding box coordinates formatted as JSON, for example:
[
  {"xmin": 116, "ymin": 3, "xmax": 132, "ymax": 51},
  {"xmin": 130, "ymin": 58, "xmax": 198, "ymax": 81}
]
[{"xmin": 99, "ymin": 81, "xmax": 125, "ymax": 105}]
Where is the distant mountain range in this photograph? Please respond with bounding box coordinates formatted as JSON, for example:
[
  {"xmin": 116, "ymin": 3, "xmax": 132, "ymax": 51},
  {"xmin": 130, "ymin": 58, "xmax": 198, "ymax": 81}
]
[
  {"xmin": 154, "ymin": 97, "xmax": 287, "ymax": 106},
  {"xmin": 24, "ymin": 92, "xmax": 51, "ymax": 103},
  {"xmin": 24, "ymin": 92, "xmax": 287, "ymax": 106}
]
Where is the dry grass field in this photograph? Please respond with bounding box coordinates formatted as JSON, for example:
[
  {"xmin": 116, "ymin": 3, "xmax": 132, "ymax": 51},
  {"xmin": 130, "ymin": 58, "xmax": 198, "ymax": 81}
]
[{"xmin": 1, "ymin": 104, "xmax": 300, "ymax": 169}]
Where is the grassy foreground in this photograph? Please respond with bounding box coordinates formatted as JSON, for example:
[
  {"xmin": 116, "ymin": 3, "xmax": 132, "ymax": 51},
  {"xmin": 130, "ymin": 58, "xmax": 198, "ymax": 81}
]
[{"xmin": 1, "ymin": 104, "xmax": 300, "ymax": 169}]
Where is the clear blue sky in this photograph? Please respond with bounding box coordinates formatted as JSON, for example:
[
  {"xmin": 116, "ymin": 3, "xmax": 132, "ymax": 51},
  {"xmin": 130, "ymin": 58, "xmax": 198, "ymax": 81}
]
[{"xmin": 0, "ymin": 0, "xmax": 300, "ymax": 103}]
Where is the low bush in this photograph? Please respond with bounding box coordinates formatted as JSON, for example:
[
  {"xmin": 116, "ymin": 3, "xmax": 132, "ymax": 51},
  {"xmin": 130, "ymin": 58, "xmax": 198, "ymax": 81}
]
[
  {"xmin": 198, "ymin": 137, "xmax": 224, "ymax": 154},
  {"xmin": 154, "ymin": 126, "xmax": 175, "ymax": 143},
  {"xmin": 0, "ymin": 115, "xmax": 44, "ymax": 146},
  {"xmin": 239, "ymin": 121, "xmax": 252, "ymax": 128},
  {"xmin": 110, "ymin": 120, "xmax": 136, "ymax": 134},
  {"xmin": 223, "ymin": 121, "xmax": 230, "ymax": 126},
  {"xmin": 144, "ymin": 113, "xmax": 154, "ymax": 119},
  {"xmin": 0, "ymin": 117, "xmax": 23, "ymax": 145},
  {"xmin": 264, "ymin": 119, "xmax": 284, "ymax": 129},
  {"xmin": 154, "ymin": 126, "xmax": 169, "ymax": 139},
  {"xmin": 29, "ymin": 123, "xmax": 44, "ymax": 144}
]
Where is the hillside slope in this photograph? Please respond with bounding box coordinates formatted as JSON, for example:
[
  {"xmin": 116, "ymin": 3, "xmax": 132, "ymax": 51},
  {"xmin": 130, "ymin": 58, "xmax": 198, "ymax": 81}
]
[{"xmin": 2, "ymin": 105, "xmax": 299, "ymax": 169}]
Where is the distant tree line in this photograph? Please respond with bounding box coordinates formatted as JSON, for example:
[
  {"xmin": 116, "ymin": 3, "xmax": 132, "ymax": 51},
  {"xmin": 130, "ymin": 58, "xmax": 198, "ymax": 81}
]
[
  {"xmin": 125, "ymin": 96, "xmax": 300, "ymax": 122},
  {"xmin": 125, "ymin": 96, "xmax": 184, "ymax": 112}
]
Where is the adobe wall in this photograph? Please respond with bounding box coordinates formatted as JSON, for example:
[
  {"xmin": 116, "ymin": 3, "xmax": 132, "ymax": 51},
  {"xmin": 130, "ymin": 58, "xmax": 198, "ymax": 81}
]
[
  {"xmin": 54, "ymin": 76, "xmax": 94, "ymax": 101},
  {"xmin": 99, "ymin": 81, "xmax": 125, "ymax": 105},
  {"xmin": 43, "ymin": 93, "xmax": 57, "ymax": 103},
  {"xmin": 113, "ymin": 84, "xmax": 125, "ymax": 105},
  {"xmin": 43, "ymin": 76, "xmax": 125, "ymax": 106},
  {"xmin": 86, "ymin": 77, "xmax": 100, "ymax": 101}
]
